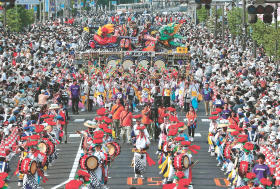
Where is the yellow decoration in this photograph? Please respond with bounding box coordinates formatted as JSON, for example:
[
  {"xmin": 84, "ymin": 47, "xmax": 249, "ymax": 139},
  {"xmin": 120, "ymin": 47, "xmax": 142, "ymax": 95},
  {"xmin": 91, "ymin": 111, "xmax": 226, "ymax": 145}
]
[
  {"xmin": 83, "ymin": 27, "xmax": 89, "ymax": 32},
  {"xmin": 198, "ymin": 93, "xmax": 203, "ymax": 101},
  {"xmin": 97, "ymin": 24, "xmax": 114, "ymax": 36},
  {"xmin": 208, "ymin": 133, "xmax": 213, "ymax": 145},
  {"xmin": 176, "ymin": 47, "xmax": 188, "ymax": 54},
  {"xmin": 191, "ymin": 91, "xmax": 197, "ymax": 97},
  {"xmin": 112, "ymin": 130, "xmax": 116, "ymax": 138},
  {"xmin": 163, "ymin": 158, "xmax": 172, "ymax": 178}
]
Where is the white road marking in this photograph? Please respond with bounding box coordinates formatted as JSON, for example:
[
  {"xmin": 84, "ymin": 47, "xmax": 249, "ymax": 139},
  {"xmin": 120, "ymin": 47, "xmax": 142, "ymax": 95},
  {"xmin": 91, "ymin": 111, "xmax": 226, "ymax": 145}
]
[
  {"xmin": 69, "ymin": 134, "xmax": 81, "ymax": 138},
  {"xmin": 73, "ymin": 119, "xmax": 85, "ymax": 122},
  {"xmin": 201, "ymin": 119, "xmax": 210, "ymax": 122},
  {"xmin": 66, "ymin": 141, "xmax": 81, "ymax": 144},
  {"xmin": 194, "ymin": 133, "xmax": 202, "ymax": 137},
  {"xmin": 51, "ymin": 138, "xmax": 83, "ymax": 189}
]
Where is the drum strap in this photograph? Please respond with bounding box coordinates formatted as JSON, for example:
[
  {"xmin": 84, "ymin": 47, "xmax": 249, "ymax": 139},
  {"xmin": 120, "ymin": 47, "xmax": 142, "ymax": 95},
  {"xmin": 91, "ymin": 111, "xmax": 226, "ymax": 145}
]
[
  {"xmin": 101, "ymin": 165, "xmax": 106, "ymax": 183},
  {"xmin": 37, "ymin": 169, "xmax": 48, "ymax": 183},
  {"xmin": 121, "ymin": 112, "xmax": 130, "ymax": 126},
  {"xmin": 112, "ymin": 105, "xmax": 120, "ymax": 116}
]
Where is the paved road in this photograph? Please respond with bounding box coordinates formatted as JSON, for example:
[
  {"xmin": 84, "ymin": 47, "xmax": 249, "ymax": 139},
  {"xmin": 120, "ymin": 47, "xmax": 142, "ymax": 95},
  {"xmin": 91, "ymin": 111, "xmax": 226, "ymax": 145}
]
[{"xmin": 7, "ymin": 103, "xmax": 229, "ymax": 189}]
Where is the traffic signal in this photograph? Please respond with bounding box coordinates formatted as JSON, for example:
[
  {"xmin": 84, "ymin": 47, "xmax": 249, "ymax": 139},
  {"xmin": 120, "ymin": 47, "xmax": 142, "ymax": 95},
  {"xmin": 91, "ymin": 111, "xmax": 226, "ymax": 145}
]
[
  {"xmin": 256, "ymin": 4, "xmax": 265, "ymax": 14},
  {"xmin": 5, "ymin": 0, "xmax": 15, "ymax": 8},
  {"xmin": 205, "ymin": 4, "xmax": 211, "ymax": 10},
  {"xmin": 247, "ymin": 4, "xmax": 275, "ymax": 24},
  {"xmin": 263, "ymin": 14, "xmax": 272, "ymax": 23},
  {"xmin": 195, "ymin": 0, "xmax": 211, "ymax": 9},
  {"xmin": 248, "ymin": 14, "xmax": 257, "ymax": 23},
  {"xmin": 247, "ymin": 5, "xmax": 256, "ymax": 14},
  {"xmin": 264, "ymin": 5, "xmax": 274, "ymax": 14},
  {"xmin": 201, "ymin": 0, "xmax": 211, "ymax": 3}
]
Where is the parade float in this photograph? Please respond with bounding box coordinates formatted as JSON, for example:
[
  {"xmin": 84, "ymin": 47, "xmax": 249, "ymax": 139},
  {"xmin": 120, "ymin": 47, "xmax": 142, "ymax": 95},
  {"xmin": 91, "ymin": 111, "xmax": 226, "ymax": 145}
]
[{"xmin": 77, "ymin": 22, "xmax": 190, "ymax": 71}]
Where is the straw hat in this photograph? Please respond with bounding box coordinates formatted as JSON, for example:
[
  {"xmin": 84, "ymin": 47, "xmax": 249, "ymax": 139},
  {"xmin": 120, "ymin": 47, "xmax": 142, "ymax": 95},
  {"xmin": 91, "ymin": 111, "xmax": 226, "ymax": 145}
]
[
  {"xmin": 178, "ymin": 124, "xmax": 188, "ymax": 131},
  {"xmin": 84, "ymin": 120, "xmax": 98, "ymax": 129},
  {"xmin": 218, "ymin": 123, "xmax": 229, "ymax": 128},
  {"xmin": 49, "ymin": 104, "xmax": 60, "ymax": 110},
  {"xmin": 44, "ymin": 125, "xmax": 53, "ymax": 133}
]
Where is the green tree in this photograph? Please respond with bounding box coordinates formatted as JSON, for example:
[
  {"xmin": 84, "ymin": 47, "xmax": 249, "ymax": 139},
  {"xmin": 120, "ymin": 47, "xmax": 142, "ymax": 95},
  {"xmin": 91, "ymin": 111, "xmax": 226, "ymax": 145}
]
[
  {"xmin": 227, "ymin": 7, "xmax": 242, "ymax": 38},
  {"xmin": 197, "ymin": 6, "xmax": 209, "ymax": 24},
  {"xmin": 21, "ymin": 8, "xmax": 35, "ymax": 27},
  {"xmin": 6, "ymin": 7, "xmax": 22, "ymax": 32},
  {"xmin": 206, "ymin": 8, "xmax": 222, "ymax": 33},
  {"xmin": 5, "ymin": 6, "xmax": 34, "ymax": 32},
  {"xmin": 251, "ymin": 20, "xmax": 280, "ymax": 59}
]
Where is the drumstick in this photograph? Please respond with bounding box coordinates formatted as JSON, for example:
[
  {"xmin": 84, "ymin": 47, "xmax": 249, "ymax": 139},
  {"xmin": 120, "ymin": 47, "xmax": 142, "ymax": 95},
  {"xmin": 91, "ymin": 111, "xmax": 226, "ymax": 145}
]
[{"xmin": 189, "ymin": 160, "xmax": 199, "ymax": 169}]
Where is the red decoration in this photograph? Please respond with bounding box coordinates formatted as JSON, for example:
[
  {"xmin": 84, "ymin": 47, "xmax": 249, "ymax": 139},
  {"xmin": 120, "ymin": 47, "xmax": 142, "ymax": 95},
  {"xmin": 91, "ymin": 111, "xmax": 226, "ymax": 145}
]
[
  {"xmin": 94, "ymin": 131, "xmax": 104, "ymax": 139},
  {"xmin": 35, "ymin": 125, "xmax": 45, "ymax": 133},
  {"xmin": 174, "ymin": 137, "xmax": 185, "ymax": 142},
  {"xmin": 167, "ymin": 107, "xmax": 176, "ymax": 112},
  {"xmin": 95, "ymin": 117, "xmax": 102, "ymax": 121},
  {"xmin": 168, "ymin": 128, "xmax": 178, "ymax": 136},
  {"xmin": 237, "ymin": 137, "xmax": 248, "ymax": 143},
  {"xmin": 181, "ymin": 141, "xmax": 191, "ymax": 146},
  {"xmin": 0, "ymin": 172, "xmax": 8, "ymax": 180},
  {"xmin": 93, "ymin": 139, "xmax": 103, "ymax": 144},
  {"xmin": 30, "ymin": 135, "xmax": 40, "ymax": 140},
  {"xmin": 162, "ymin": 183, "xmax": 176, "ymax": 189},
  {"xmin": 176, "ymin": 171, "xmax": 185, "ymax": 179},
  {"xmin": 104, "ymin": 117, "xmax": 112, "ymax": 123},
  {"xmin": 65, "ymin": 180, "xmax": 83, "ymax": 189},
  {"xmin": 246, "ymin": 172, "xmax": 256, "ymax": 180},
  {"xmin": 216, "ymin": 108, "xmax": 222, "ymax": 113},
  {"xmin": 103, "ymin": 127, "xmax": 112, "ymax": 134},
  {"xmin": 176, "ymin": 122, "xmax": 184, "ymax": 127},
  {"xmin": 77, "ymin": 169, "xmax": 90, "ymax": 178},
  {"xmin": 0, "ymin": 180, "xmax": 5, "ymax": 188},
  {"xmin": 178, "ymin": 178, "xmax": 191, "ymax": 187},
  {"xmin": 231, "ymin": 131, "xmax": 240, "ymax": 136},
  {"xmin": 99, "ymin": 124, "xmax": 108, "ymax": 130},
  {"xmin": 97, "ymin": 108, "xmax": 107, "ymax": 116},
  {"xmin": 136, "ymin": 126, "xmax": 146, "ymax": 130},
  {"xmin": 209, "ymin": 116, "xmax": 219, "ymax": 120},
  {"xmin": 260, "ymin": 178, "xmax": 272, "ymax": 186},
  {"xmin": 26, "ymin": 141, "xmax": 39, "ymax": 147},
  {"xmin": 211, "ymin": 111, "xmax": 219, "ymax": 115},
  {"xmin": 244, "ymin": 142, "xmax": 254, "ymax": 151}
]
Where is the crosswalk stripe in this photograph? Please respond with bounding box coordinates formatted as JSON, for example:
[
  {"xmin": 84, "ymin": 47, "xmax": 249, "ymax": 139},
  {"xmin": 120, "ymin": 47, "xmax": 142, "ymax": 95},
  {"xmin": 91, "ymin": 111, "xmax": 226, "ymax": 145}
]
[
  {"xmin": 194, "ymin": 133, "xmax": 202, "ymax": 137},
  {"xmin": 201, "ymin": 119, "xmax": 210, "ymax": 122},
  {"xmin": 73, "ymin": 119, "xmax": 85, "ymax": 122},
  {"xmin": 69, "ymin": 134, "xmax": 81, "ymax": 138}
]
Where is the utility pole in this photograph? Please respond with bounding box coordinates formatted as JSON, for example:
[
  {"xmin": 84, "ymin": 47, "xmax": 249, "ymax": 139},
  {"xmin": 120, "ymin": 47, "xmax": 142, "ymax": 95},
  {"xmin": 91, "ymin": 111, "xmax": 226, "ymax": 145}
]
[
  {"xmin": 39, "ymin": 0, "xmax": 42, "ymax": 22},
  {"xmin": 275, "ymin": 3, "xmax": 278, "ymax": 62},
  {"xmin": 222, "ymin": 4, "xmax": 225, "ymax": 41},
  {"xmin": 194, "ymin": 5, "xmax": 197, "ymax": 25},
  {"xmin": 79, "ymin": 0, "xmax": 81, "ymax": 16},
  {"xmin": 43, "ymin": 0, "xmax": 45, "ymax": 22},
  {"xmin": 3, "ymin": 2, "xmax": 6, "ymax": 31},
  {"xmin": 214, "ymin": 5, "xmax": 217, "ymax": 38},
  {"xmin": 242, "ymin": 0, "xmax": 247, "ymax": 51}
]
